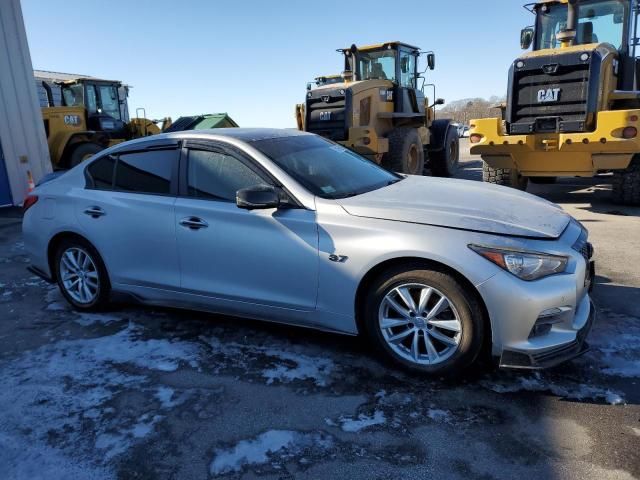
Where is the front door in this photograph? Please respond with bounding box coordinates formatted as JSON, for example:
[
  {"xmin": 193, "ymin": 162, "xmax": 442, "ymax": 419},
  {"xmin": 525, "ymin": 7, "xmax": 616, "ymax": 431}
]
[
  {"xmin": 174, "ymin": 144, "xmax": 319, "ymax": 310},
  {"xmin": 0, "ymin": 141, "xmax": 12, "ymax": 207}
]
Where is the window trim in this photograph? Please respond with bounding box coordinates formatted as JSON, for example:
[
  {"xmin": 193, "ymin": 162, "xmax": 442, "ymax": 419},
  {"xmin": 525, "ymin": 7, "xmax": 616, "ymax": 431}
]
[
  {"xmin": 178, "ymin": 140, "xmax": 303, "ymax": 208},
  {"xmin": 84, "ymin": 145, "xmax": 181, "ymax": 197}
]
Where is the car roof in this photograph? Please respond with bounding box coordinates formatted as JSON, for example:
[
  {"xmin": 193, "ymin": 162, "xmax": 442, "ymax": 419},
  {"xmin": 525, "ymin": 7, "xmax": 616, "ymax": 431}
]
[{"xmin": 102, "ymin": 128, "xmax": 312, "ymax": 156}]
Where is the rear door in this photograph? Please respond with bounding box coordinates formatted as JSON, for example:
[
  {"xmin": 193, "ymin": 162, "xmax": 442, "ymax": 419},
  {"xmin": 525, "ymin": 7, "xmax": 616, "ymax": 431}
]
[
  {"xmin": 75, "ymin": 145, "xmax": 181, "ymax": 289},
  {"xmin": 174, "ymin": 141, "xmax": 319, "ymax": 310}
]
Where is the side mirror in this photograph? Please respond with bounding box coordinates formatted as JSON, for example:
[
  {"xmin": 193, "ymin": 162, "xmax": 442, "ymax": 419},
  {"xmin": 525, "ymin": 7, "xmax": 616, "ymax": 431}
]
[
  {"xmin": 427, "ymin": 52, "xmax": 436, "ymax": 70},
  {"xmin": 236, "ymin": 184, "xmax": 281, "ymax": 210},
  {"xmin": 521, "ymin": 27, "xmax": 534, "ymax": 50},
  {"xmin": 435, "ymin": 98, "xmax": 445, "ymax": 106}
]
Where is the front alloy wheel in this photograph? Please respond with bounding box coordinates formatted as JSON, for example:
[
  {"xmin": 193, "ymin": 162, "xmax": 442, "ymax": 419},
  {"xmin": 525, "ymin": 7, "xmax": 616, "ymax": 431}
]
[
  {"xmin": 364, "ymin": 266, "xmax": 484, "ymax": 375},
  {"xmin": 379, "ymin": 283, "xmax": 462, "ymax": 365}
]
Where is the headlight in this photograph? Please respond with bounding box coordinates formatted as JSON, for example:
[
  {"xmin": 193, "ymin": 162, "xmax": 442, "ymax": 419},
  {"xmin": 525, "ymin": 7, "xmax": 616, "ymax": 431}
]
[{"xmin": 469, "ymin": 245, "xmax": 568, "ymax": 281}]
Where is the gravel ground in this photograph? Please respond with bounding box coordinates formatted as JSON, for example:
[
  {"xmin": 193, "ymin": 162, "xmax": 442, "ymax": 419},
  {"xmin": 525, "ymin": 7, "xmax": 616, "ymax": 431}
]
[{"xmin": 0, "ymin": 146, "xmax": 638, "ymax": 479}]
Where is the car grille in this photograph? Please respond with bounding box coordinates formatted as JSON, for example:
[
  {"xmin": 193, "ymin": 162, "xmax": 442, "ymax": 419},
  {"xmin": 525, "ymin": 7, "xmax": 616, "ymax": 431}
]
[{"xmin": 305, "ymin": 88, "xmax": 351, "ymax": 142}]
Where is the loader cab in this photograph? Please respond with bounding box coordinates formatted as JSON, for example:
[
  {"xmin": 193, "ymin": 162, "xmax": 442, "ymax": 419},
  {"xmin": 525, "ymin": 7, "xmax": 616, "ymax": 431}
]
[
  {"xmin": 346, "ymin": 42, "xmax": 431, "ymax": 123},
  {"xmin": 522, "ymin": 0, "xmax": 638, "ymax": 89},
  {"xmin": 60, "ymin": 79, "xmax": 128, "ymax": 135}
]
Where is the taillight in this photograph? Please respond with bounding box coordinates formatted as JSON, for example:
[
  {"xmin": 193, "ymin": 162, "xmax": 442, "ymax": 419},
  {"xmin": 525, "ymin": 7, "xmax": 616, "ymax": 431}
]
[{"xmin": 23, "ymin": 195, "xmax": 38, "ymax": 213}]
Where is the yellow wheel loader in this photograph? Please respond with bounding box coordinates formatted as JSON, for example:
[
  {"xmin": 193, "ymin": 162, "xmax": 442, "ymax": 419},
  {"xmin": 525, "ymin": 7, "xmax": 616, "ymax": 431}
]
[
  {"xmin": 470, "ymin": 0, "xmax": 640, "ymax": 205},
  {"xmin": 296, "ymin": 42, "xmax": 459, "ymax": 177},
  {"xmin": 40, "ymin": 77, "xmax": 171, "ymax": 169}
]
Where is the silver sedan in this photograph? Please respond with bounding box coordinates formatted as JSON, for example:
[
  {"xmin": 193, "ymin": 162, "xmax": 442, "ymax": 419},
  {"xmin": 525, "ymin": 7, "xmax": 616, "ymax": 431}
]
[{"xmin": 22, "ymin": 129, "xmax": 595, "ymax": 375}]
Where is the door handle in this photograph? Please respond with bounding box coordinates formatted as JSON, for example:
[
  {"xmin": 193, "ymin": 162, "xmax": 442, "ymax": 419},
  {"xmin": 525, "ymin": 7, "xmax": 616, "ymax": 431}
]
[
  {"xmin": 179, "ymin": 217, "xmax": 209, "ymax": 230},
  {"xmin": 84, "ymin": 206, "xmax": 105, "ymax": 218}
]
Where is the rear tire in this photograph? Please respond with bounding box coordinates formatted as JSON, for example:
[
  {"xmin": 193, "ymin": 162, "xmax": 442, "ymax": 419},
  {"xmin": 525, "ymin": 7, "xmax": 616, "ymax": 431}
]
[
  {"xmin": 68, "ymin": 143, "xmax": 103, "ymax": 168},
  {"xmin": 362, "ymin": 265, "xmax": 484, "ymax": 376},
  {"xmin": 612, "ymin": 156, "xmax": 640, "ymax": 206},
  {"xmin": 54, "ymin": 237, "xmax": 111, "ymax": 311},
  {"xmin": 430, "ymin": 127, "xmax": 460, "ymax": 177},
  {"xmin": 483, "ymin": 162, "xmax": 528, "ymax": 190},
  {"xmin": 383, "ymin": 128, "xmax": 425, "ymax": 175},
  {"xmin": 529, "ymin": 176, "xmax": 557, "ymax": 184}
]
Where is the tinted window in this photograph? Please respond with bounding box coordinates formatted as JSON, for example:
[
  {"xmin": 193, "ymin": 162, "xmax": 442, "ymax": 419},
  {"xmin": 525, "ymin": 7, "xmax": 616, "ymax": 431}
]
[
  {"xmin": 251, "ymin": 135, "xmax": 400, "ymax": 199},
  {"xmin": 87, "ymin": 155, "xmax": 115, "ymax": 190},
  {"xmin": 114, "ymin": 149, "xmax": 176, "ymax": 195},
  {"xmin": 187, "ymin": 149, "xmax": 266, "ymax": 202}
]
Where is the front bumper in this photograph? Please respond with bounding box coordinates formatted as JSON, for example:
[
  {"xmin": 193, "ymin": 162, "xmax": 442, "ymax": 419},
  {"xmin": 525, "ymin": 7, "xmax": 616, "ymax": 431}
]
[
  {"xmin": 469, "ymin": 110, "xmax": 640, "ymax": 176},
  {"xmin": 499, "ymin": 299, "xmax": 595, "ymax": 369}
]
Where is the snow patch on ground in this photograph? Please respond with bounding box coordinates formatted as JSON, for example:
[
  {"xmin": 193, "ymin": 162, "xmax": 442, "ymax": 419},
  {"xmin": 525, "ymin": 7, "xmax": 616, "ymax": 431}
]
[
  {"xmin": 209, "ymin": 430, "xmax": 334, "ymax": 476},
  {"xmin": 481, "ymin": 372, "xmax": 625, "ymax": 405},
  {"xmin": 206, "ymin": 336, "xmax": 335, "ymax": 386},
  {"xmin": 589, "ymin": 311, "xmax": 640, "ymax": 378},
  {"xmin": 339, "ymin": 410, "xmax": 386, "ymax": 432},
  {"xmin": 0, "ymin": 323, "xmax": 200, "ymax": 476},
  {"xmin": 632, "ymin": 427, "xmax": 640, "ymax": 437},
  {"xmin": 74, "ymin": 312, "xmax": 122, "ymax": 327},
  {"xmin": 426, "ymin": 408, "xmax": 452, "ymax": 422}
]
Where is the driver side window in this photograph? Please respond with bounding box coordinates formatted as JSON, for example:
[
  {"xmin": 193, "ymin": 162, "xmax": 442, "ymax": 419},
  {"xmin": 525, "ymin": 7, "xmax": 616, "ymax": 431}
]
[{"xmin": 186, "ymin": 149, "xmax": 268, "ymax": 202}]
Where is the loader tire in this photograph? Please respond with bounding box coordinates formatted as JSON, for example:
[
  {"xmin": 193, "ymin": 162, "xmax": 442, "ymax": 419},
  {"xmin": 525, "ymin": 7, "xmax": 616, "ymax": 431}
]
[
  {"xmin": 612, "ymin": 156, "xmax": 640, "ymax": 206},
  {"xmin": 430, "ymin": 127, "xmax": 460, "ymax": 177},
  {"xmin": 68, "ymin": 143, "xmax": 104, "ymax": 168},
  {"xmin": 483, "ymin": 162, "xmax": 528, "ymax": 191},
  {"xmin": 383, "ymin": 128, "xmax": 425, "ymax": 175}
]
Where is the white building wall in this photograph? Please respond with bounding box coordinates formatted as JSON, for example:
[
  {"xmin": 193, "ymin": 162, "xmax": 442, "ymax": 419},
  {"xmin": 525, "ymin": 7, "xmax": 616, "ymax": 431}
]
[{"xmin": 0, "ymin": 0, "xmax": 51, "ymax": 205}]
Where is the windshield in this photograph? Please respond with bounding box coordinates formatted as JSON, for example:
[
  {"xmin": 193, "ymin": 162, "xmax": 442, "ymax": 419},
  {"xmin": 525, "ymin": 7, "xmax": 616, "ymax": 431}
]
[
  {"xmin": 535, "ymin": 0, "xmax": 627, "ymax": 50},
  {"xmin": 251, "ymin": 135, "xmax": 401, "ymax": 199},
  {"xmin": 358, "ymin": 49, "xmax": 397, "ymax": 82}
]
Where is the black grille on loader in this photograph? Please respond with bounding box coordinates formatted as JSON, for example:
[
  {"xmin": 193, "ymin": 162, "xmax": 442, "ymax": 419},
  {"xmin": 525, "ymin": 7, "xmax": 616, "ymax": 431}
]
[
  {"xmin": 305, "ymin": 88, "xmax": 352, "ymax": 141},
  {"xmin": 507, "ymin": 50, "xmax": 601, "ymax": 135}
]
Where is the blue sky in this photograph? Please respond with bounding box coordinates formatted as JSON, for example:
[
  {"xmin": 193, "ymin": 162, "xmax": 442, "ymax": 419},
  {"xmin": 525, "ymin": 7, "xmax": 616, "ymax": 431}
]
[{"xmin": 22, "ymin": 0, "xmax": 532, "ymax": 128}]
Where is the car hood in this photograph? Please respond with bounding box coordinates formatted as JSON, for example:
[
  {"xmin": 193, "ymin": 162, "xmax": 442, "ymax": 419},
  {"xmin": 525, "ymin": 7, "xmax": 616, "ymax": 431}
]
[{"xmin": 337, "ymin": 176, "xmax": 571, "ymax": 239}]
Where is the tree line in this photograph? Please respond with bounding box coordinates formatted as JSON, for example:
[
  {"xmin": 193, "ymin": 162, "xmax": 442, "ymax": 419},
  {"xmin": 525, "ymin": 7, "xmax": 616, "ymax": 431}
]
[{"xmin": 437, "ymin": 96, "xmax": 506, "ymax": 125}]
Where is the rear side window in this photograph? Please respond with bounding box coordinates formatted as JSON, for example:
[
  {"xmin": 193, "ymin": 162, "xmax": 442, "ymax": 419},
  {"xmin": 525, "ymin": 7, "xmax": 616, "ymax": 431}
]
[
  {"xmin": 87, "ymin": 155, "xmax": 116, "ymax": 190},
  {"xmin": 187, "ymin": 149, "xmax": 266, "ymax": 201},
  {"xmin": 114, "ymin": 149, "xmax": 176, "ymax": 195}
]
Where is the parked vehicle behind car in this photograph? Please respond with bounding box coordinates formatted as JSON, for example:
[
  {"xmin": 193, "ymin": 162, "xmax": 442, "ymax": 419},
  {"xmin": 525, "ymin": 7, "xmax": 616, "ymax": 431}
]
[{"xmin": 22, "ymin": 129, "xmax": 595, "ymax": 375}]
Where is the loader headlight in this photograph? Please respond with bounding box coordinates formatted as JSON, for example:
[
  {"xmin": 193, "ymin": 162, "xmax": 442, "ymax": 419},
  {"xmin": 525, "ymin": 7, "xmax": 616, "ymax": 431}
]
[{"xmin": 469, "ymin": 245, "xmax": 568, "ymax": 281}]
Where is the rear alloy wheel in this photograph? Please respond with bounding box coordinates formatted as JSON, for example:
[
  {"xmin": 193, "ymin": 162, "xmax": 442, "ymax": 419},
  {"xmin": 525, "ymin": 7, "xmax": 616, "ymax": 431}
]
[
  {"xmin": 483, "ymin": 162, "xmax": 528, "ymax": 190},
  {"xmin": 612, "ymin": 156, "xmax": 640, "ymax": 205},
  {"xmin": 55, "ymin": 238, "xmax": 110, "ymax": 311},
  {"xmin": 364, "ymin": 266, "xmax": 484, "ymax": 376},
  {"xmin": 384, "ymin": 128, "xmax": 425, "ymax": 175}
]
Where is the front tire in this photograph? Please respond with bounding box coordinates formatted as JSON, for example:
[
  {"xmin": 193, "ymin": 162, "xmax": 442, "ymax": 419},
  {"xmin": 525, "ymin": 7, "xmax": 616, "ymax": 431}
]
[
  {"xmin": 483, "ymin": 162, "xmax": 528, "ymax": 190},
  {"xmin": 55, "ymin": 237, "xmax": 111, "ymax": 311},
  {"xmin": 383, "ymin": 128, "xmax": 425, "ymax": 175},
  {"xmin": 612, "ymin": 156, "xmax": 640, "ymax": 206},
  {"xmin": 363, "ymin": 265, "xmax": 484, "ymax": 376}
]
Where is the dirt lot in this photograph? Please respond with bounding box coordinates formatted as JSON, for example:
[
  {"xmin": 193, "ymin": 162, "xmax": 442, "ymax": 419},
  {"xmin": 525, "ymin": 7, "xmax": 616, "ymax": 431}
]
[{"xmin": 0, "ymin": 145, "xmax": 639, "ymax": 480}]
